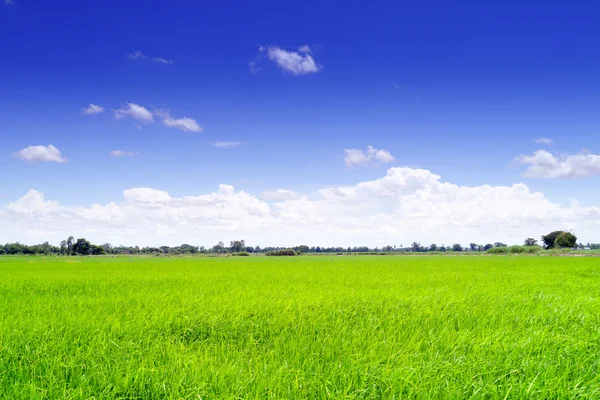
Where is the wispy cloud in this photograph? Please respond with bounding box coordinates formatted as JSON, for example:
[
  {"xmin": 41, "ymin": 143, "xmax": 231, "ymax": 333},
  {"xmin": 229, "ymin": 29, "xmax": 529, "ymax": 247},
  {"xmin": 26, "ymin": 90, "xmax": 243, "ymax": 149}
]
[
  {"xmin": 127, "ymin": 51, "xmax": 173, "ymax": 65},
  {"xmin": 344, "ymin": 146, "xmax": 395, "ymax": 167},
  {"xmin": 110, "ymin": 150, "xmax": 138, "ymax": 157},
  {"xmin": 261, "ymin": 45, "xmax": 322, "ymax": 75},
  {"xmin": 13, "ymin": 145, "xmax": 67, "ymax": 163},
  {"xmin": 113, "ymin": 103, "xmax": 154, "ymax": 124},
  {"xmin": 515, "ymin": 149, "xmax": 600, "ymax": 179},
  {"xmin": 81, "ymin": 104, "xmax": 104, "ymax": 115},
  {"xmin": 155, "ymin": 110, "xmax": 202, "ymax": 133},
  {"xmin": 4, "ymin": 0, "xmax": 15, "ymax": 5},
  {"xmin": 534, "ymin": 137, "xmax": 553, "ymax": 145},
  {"xmin": 211, "ymin": 141, "xmax": 243, "ymax": 148}
]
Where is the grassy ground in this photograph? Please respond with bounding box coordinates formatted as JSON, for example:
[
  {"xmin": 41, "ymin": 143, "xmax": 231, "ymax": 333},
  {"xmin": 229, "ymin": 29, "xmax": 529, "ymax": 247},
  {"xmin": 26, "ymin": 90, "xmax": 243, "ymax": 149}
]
[{"xmin": 1, "ymin": 256, "xmax": 600, "ymax": 399}]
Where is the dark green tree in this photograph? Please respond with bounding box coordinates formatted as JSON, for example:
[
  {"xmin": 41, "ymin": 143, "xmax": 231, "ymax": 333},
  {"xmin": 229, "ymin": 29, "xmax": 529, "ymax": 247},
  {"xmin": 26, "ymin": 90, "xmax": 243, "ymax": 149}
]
[
  {"xmin": 555, "ymin": 232, "xmax": 577, "ymax": 249},
  {"xmin": 542, "ymin": 231, "xmax": 577, "ymax": 249}
]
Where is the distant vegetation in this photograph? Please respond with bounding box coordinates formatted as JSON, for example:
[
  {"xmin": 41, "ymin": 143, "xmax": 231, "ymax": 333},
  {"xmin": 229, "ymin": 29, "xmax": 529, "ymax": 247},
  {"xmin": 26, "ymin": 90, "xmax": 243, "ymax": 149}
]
[{"xmin": 0, "ymin": 230, "xmax": 591, "ymax": 256}]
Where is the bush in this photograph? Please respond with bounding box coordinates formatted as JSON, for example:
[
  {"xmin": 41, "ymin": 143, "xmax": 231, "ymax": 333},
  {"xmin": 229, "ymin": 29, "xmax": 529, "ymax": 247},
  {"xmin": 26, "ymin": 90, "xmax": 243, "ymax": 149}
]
[
  {"xmin": 488, "ymin": 245, "xmax": 542, "ymax": 254},
  {"xmin": 488, "ymin": 246, "xmax": 509, "ymax": 254},
  {"xmin": 232, "ymin": 252, "xmax": 250, "ymax": 256},
  {"xmin": 266, "ymin": 249, "xmax": 297, "ymax": 256}
]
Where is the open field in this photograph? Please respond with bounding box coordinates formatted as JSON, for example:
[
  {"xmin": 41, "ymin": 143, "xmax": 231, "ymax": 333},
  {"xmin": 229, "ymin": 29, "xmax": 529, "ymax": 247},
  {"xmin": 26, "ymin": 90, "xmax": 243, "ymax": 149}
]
[{"xmin": 1, "ymin": 256, "xmax": 600, "ymax": 399}]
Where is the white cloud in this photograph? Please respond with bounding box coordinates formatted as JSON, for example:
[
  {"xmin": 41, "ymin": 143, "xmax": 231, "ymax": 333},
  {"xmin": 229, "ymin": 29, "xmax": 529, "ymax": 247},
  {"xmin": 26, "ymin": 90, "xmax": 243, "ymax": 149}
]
[
  {"xmin": 4, "ymin": 167, "xmax": 600, "ymax": 247},
  {"xmin": 127, "ymin": 51, "xmax": 173, "ymax": 65},
  {"xmin": 515, "ymin": 150, "xmax": 600, "ymax": 179},
  {"xmin": 124, "ymin": 188, "xmax": 171, "ymax": 203},
  {"xmin": 534, "ymin": 137, "xmax": 553, "ymax": 145},
  {"xmin": 5, "ymin": 0, "xmax": 15, "ymax": 5},
  {"xmin": 344, "ymin": 146, "xmax": 395, "ymax": 167},
  {"xmin": 113, "ymin": 103, "xmax": 154, "ymax": 124},
  {"xmin": 267, "ymin": 45, "xmax": 321, "ymax": 75},
  {"xmin": 110, "ymin": 150, "xmax": 138, "ymax": 157},
  {"xmin": 6, "ymin": 190, "xmax": 59, "ymax": 215},
  {"xmin": 249, "ymin": 60, "xmax": 260, "ymax": 74},
  {"xmin": 81, "ymin": 104, "xmax": 104, "ymax": 115},
  {"xmin": 13, "ymin": 145, "xmax": 67, "ymax": 163},
  {"xmin": 261, "ymin": 189, "xmax": 301, "ymax": 201},
  {"xmin": 211, "ymin": 141, "xmax": 243, "ymax": 148},
  {"xmin": 155, "ymin": 110, "xmax": 202, "ymax": 133},
  {"xmin": 298, "ymin": 45, "xmax": 311, "ymax": 54}
]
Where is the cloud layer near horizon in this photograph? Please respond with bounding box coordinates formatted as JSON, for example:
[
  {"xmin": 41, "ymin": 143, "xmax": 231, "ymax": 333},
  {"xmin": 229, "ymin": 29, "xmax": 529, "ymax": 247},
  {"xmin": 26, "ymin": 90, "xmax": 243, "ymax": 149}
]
[{"xmin": 2, "ymin": 167, "xmax": 599, "ymax": 247}]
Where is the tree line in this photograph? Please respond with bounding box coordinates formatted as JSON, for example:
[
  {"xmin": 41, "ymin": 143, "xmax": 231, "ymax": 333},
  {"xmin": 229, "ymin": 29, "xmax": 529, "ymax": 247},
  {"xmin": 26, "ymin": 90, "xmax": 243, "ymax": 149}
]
[{"xmin": 0, "ymin": 231, "xmax": 586, "ymax": 256}]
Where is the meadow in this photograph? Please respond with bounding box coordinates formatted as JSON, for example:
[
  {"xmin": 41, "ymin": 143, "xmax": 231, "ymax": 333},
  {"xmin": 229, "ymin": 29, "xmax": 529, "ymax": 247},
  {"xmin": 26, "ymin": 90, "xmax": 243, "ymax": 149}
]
[{"xmin": 1, "ymin": 255, "xmax": 600, "ymax": 399}]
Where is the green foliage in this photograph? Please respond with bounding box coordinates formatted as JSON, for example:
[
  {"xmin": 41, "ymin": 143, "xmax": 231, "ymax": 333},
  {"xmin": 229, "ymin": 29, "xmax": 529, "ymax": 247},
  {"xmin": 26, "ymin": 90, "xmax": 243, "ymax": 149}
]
[
  {"xmin": 488, "ymin": 245, "xmax": 542, "ymax": 254},
  {"xmin": 524, "ymin": 238, "xmax": 538, "ymax": 246},
  {"xmin": 556, "ymin": 232, "xmax": 577, "ymax": 249},
  {"xmin": 542, "ymin": 231, "xmax": 577, "ymax": 249},
  {"xmin": 1, "ymin": 256, "xmax": 600, "ymax": 397},
  {"xmin": 266, "ymin": 249, "xmax": 297, "ymax": 256},
  {"xmin": 232, "ymin": 252, "xmax": 250, "ymax": 256}
]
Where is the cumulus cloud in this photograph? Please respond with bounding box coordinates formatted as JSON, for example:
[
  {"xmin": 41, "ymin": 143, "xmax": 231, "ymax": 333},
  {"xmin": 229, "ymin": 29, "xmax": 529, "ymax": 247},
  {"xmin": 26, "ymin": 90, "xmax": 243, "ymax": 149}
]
[
  {"xmin": 81, "ymin": 104, "xmax": 104, "ymax": 115},
  {"xmin": 534, "ymin": 137, "xmax": 553, "ymax": 145},
  {"xmin": 211, "ymin": 141, "xmax": 243, "ymax": 148},
  {"xmin": 13, "ymin": 145, "xmax": 67, "ymax": 163},
  {"xmin": 124, "ymin": 188, "xmax": 171, "ymax": 203},
  {"xmin": 261, "ymin": 189, "xmax": 301, "ymax": 201},
  {"xmin": 515, "ymin": 150, "xmax": 600, "ymax": 179},
  {"xmin": 6, "ymin": 190, "xmax": 59, "ymax": 214},
  {"xmin": 110, "ymin": 150, "xmax": 138, "ymax": 157},
  {"xmin": 266, "ymin": 45, "xmax": 321, "ymax": 75},
  {"xmin": 113, "ymin": 103, "xmax": 154, "ymax": 124},
  {"xmin": 344, "ymin": 146, "xmax": 395, "ymax": 167},
  {"xmin": 127, "ymin": 51, "xmax": 173, "ymax": 65},
  {"xmin": 155, "ymin": 110, "xmax": 202, "ymax": 133},
  {"xmin": 3, "ymin": 167, "xmax": 600, "ymax": 246}
]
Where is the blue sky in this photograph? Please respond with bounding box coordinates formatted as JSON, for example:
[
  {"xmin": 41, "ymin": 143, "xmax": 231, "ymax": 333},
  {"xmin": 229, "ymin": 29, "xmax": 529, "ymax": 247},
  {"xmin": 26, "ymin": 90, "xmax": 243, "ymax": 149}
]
[{"xmin": 2, "ymin": 0, "xmax": 600, "ymax": 246}]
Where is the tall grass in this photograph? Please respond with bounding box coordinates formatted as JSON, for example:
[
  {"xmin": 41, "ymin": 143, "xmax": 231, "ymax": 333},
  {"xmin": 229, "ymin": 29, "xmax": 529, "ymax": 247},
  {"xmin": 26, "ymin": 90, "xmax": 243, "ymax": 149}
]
[{"xmin": 0, "ymin": 256, "xmax": 599, "ymax": 398}]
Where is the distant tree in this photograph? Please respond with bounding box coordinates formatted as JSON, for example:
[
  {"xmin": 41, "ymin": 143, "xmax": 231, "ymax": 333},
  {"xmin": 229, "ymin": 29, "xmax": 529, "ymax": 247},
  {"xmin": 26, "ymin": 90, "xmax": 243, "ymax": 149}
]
[
  {"xmin": 60, "ymin": 240, "xmax": 67, "ymax": 255},
  {"xmin": 296, "ymin": 245, "xmax": 310, "ymax": 253},
  {"xmin": 452, "ymin": 244, "xmax": 463, "ymax": 252},
  {"xmin": 542, "ymin": 231, "xmax": 576, "ymax": 249},
  {"xmin": 230, "ymin": 240, "xmax": 246, "ymax": 253},
  {"xmin": 469, "ymin": 243, "xmax": 478, "ymax": 251},
  {"xmin": 493, "ymin": 242, "xmax": 507, "ymax": 248},
  {"xmin": 556, "ymin": 232, "xmax": 577, "ymax": 249},
  {"xmin": 72, "ymin": 238, "xmax": 91, "ymax": 255},
  {"xmin": 429, "ymin": 244, "xmax": 438, "ymax": 252},
  {"xmin": 212, "ymin": 241, "xmax": 225, "ymax": 254},
  {"xmin": 411, "ymin": 242, "xmax": 422, "ymax": 252},
  {"xmin": 524, "ymin": 238, "xmax": 538, "ymax": 246},
  {"xmin": 483, "ymin": 243, "xmax": 494, "ymax": 251},
  {"xmin": 90, "ymin": 245, "xmax": 105, "ymax": 255},
  {"xmin": 67, "ymin": 236, "xmax": 74, "ymax": 255}
]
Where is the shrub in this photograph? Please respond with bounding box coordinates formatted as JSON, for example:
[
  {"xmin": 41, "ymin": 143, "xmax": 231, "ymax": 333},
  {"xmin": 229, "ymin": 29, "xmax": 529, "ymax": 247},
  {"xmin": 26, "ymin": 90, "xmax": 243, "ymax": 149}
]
[
  {"xmin": 232, "ymin": 252, "xmax": 250, "ymax": 256},
  {"xmin": 266, "ymin": 249, "xmax": 297, "ymax": 256},
  {"xmin": 488, "ymin": 245, "xmax": 542, "ymax": 254},
  {"xmin": 488, "ymin": 246, "xmax": 509, "ymax": 254}
]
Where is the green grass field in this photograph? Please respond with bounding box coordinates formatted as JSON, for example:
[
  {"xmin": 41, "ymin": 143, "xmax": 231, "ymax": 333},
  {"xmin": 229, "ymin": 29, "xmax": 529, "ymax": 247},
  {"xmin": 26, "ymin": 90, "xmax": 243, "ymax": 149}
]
[{"xmin": 1, "ymin": 255, "xmax": 600, "ymax": 399}]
